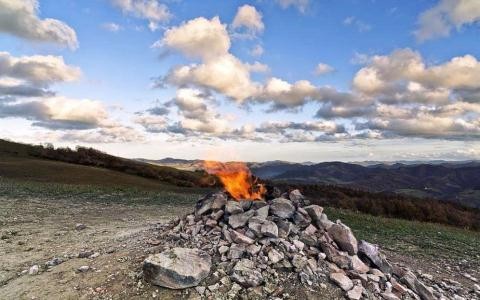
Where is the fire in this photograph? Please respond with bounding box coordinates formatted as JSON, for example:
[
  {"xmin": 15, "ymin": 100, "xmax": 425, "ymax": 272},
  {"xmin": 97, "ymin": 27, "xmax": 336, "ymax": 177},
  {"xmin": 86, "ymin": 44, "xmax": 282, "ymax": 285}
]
[{"xmin": 203, "ymin": 160, "xmax": 266, "ymax": 200}]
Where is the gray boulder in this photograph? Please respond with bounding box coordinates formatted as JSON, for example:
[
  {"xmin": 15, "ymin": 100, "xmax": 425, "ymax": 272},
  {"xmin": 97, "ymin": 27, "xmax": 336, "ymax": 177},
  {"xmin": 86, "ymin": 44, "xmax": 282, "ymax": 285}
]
[
  {"xmin": 229, "ymin": 210, "xmax": 255, "ymax": 229},
  {"xmin": 260, "ymin": 220, "xmax": 278, "ymax": 238},
  {"xmin": 270, "ymin": 198, "xmax": 295, "ymax": 219},
  {"xmin": 327, "ymin": 221, "xmax": 358, "ymax": 255},
  {"xmin": 358, "ymin": 240, "xmax": 393, "ymax": 274},
  {"xmin": 143, "ymin": 248, "xmax": 211, "ymax": 289},
  {"xmin": 225, "ymin": 201, "xmax": 244, "ymax": 215}
]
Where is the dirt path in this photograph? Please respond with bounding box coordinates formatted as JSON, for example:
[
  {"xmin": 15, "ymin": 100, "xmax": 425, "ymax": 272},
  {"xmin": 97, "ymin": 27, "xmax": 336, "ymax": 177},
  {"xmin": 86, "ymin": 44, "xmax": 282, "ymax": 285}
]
[{"xmin": 0, "ymin": 196, "xmax": 193, "ymax": 300}]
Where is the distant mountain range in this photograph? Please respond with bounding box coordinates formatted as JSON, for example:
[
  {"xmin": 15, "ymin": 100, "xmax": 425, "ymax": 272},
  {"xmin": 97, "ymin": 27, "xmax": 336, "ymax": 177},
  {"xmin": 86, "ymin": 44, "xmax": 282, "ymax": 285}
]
[{"xmin": 139, "ymin": 158, "xmax": 480, "ymax": 208}]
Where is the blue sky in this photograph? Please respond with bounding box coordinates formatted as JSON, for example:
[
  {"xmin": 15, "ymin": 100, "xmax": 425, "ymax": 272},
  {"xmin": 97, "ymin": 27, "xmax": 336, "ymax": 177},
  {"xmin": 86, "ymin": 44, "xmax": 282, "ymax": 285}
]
[{"xmin": 0, "ymin": 0, "xmax": 479, "ymax": 162}]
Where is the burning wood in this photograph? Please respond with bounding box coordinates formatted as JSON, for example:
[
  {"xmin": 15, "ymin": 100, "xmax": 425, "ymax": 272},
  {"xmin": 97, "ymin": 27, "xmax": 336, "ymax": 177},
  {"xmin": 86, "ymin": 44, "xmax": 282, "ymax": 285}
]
[{"xmin": 203, "ymin": 161, "xmax": 266, "ymax": 200}]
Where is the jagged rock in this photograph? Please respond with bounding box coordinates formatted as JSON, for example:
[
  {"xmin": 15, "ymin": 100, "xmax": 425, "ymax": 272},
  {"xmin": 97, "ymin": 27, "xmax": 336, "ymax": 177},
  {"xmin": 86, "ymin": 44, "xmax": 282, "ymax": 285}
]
[
  {"xmin": 78, "ymin": 250, "xmax": 94, "ymax": 258},
  {"xmin": 218, "ymin": 245, "xmax": 229, "ymax": 255},
  {"xmin": 300, "ymin": 232, "xmax": 318, "ymax": 247},
  {"xmin": 293, "ymin": 210, "xmax": 311, "ymax": 228},
  {"xmin": 346, "ymin": 285, "xmax": 364, "ymax": 300},
  {"xmin": 400, "ymin": 271, "xmax": 435, "ymax": 300},
  {"xmin": 304, "ymin": 205, "xmax": 324, "ymax": 224},
  {"xmin": 276, "ymin": 219, "xmax": 292, "ymax": 238},
  {"xmin": 246, "ymin": 244, "xmax": 261, "ymax": 256},
  {"xmin": 229, "ymin": 244, "xmax": 246, "ymax": 259},
  {"xmin": 211, "ymin": 210, "xmax": 224, "ymax": 220},
  {"xmin": 211, "ymin": 193, "xmax": 228, "ymax": 210},
  {"xmin": 225, "ymin": 201, "xmax": 244, "ymax": 215},
  {"xmin": 350, "ymin": 255, "xmax": 369, "ymax": 273},
  {"xmin": 77, "ymin": 265, "xmax": 90, "ymax": 272},
  {"xmin": 291, "ymin": 255, "xmax": 308, "ymax": 269},
  {"xmin": 330, "ymin": 272, "xmax": 354, "ymax": 291},
  {"xmin": 390, "ymin": 277, "xmax": 408, "ymax": 295},
  {"xmin": 248, "ymin": 216, "xmax": 265, "ymax": 237},
  {"xmin": 319, "ymin": 213, "xmax": 334, "ymax": 230},
  {"xmin": 29, "ymin": 265, "xmax": 39, "ymax": 275},
  {"xmin": 143, "ymin": 248, "xmax": 211, "ymax": 289},
  {"xmin": 45, "ymin": 257, "xmax": 63, "ymax": 267},
  {"xmin": 270, "ymin": 198, "xmax": 295, "ymax": 219},
  {"xmin": 255, "ymin": 205, "xmax": 269, "ymax": 219},
  {"xmin": 205, "ymin": 219, "xmax": 217, "ymax": 227},
  {"xmin": 268, "ymin": 248, "xmax": 284, "ymax": 264},
  {"xmin": 195, "ymin": 194, "xmax": 215, "ymax": 216},
  {"xmin": 143, "ymin": 188, "xmax": 440, "ymax": 299},
  {"xmin": 358, "ymin": 240, "xmax": 393, "ymax": 274},
  {"xmin": 327, "ymin": 221, "xmax": 358, "ymax": 255},
  {"xmin": 349, "ymin": 271, "xmax": 368, "ymax": 286},
  {"xmin": 229, "ymin": 210, "xmax": 256, "ymax": 229},
  {"xmin": 304, "ymin": 224, "xmax": 317, "ymax": 235},
  {"xmin": 289, "ymin": 189, "xmax": 304, "ymax": 204},
  {"xmin": 293, "ymin": 240, "xmax": 305, "ymax": 251},
  {"xmin": 231, "ymin": 259, "xmax": 264, "ymax": 288},
  {"xmin": 75, "ymin": 223, "xmax": 86, "ymax": 230},
  {"xmin": 260, "ymin": 220, "xmax": 278, "ymax": 238},
  {"xmin": 231, "ymin": 230, "xmax": 255, "ymax": 244}
]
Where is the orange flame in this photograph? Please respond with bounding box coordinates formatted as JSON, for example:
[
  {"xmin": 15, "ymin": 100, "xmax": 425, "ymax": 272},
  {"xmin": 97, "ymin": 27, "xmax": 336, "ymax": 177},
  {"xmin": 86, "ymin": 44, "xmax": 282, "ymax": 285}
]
[{"xmin": 203, "ymin": 161, "xmax": 266, "ymax": 200}]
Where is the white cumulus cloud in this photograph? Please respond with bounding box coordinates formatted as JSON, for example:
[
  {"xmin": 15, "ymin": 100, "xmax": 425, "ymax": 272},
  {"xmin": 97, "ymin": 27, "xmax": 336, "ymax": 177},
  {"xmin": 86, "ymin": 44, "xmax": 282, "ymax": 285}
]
[{"xmin": 0, "ymin": 0, "xmax": 78, "ymax": 49}]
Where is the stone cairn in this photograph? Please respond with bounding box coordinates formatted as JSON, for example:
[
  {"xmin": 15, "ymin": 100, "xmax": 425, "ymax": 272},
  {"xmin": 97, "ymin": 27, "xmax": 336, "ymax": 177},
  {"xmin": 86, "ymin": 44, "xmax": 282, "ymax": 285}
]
[{"xmin": 143, "ymin": 189, "xmax": 440, "ymax": 300}]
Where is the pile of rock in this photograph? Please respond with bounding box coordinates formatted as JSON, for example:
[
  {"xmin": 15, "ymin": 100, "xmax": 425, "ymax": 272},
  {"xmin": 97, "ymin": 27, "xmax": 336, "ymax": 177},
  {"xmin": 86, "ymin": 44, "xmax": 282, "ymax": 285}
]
[{"xmin": 142, "ymin": 190, "xmax": 443, "ymax": 299}]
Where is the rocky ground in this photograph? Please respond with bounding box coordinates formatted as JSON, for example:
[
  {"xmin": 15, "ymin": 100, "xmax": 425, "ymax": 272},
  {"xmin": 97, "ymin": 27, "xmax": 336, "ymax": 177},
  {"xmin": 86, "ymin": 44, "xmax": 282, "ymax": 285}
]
[
  {"xmin": 141, "ymin": 190, "xmax": 480, "ymax": 300},
  {"xmin": 0, "ymin": 183, "xmax": 479, "ymax": 300}
]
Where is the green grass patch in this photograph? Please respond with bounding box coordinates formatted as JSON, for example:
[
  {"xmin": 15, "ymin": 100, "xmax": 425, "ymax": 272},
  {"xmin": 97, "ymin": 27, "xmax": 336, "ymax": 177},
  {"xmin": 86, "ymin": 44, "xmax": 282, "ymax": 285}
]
[
  {"xmin": 0, "ymin": 179, "xmax": 209, "ymax": 206},
  {"xmin": 325, "ymin": 207, "xmax": 480, "ymax": 262}
]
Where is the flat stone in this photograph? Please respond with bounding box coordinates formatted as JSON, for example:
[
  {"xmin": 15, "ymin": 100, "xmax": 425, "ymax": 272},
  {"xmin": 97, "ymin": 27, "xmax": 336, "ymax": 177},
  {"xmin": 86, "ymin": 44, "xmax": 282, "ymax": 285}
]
[
  {"xmin": 230, "ymin": 230, "xmax": 255, "ymax": 244},
  {"xmin": 260, "ymin": 221, "xmax": 278, "ymax": 238},
  {"xmin": 327, "ymin": 221, "xmax": 358, "ymax": 255},
  {"xmin": 330, "ymin": 272, "xmax": 353, "ymax": 291},
  {"xmin": 347, "ymin": 285, "xmax": 364, "ymax": 300},
  {"xmin": 225, "ymin": 201, "xmax": 244, "ymax": 215},
  {"xmin": 350, "ymin": 255, "xmax": 370, "ymax": 273},
  {"xmin": 270, "ymin": 198, "xmax": 295, "ymax": 219},
  {"xmin": 229, "ymin": 210, "xmax": 256, "ymax": 229},
  {"xmin": 143, "ymin": 248, "xmax": 211, "ymax": 289}
]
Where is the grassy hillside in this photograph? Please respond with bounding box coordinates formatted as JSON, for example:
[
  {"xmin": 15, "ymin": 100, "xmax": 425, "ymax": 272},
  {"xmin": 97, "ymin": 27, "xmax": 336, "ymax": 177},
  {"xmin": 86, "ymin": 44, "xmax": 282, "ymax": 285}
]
[{"xmin": 0, "ymin": 139, "xmax": 212, "ymax": 190}]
